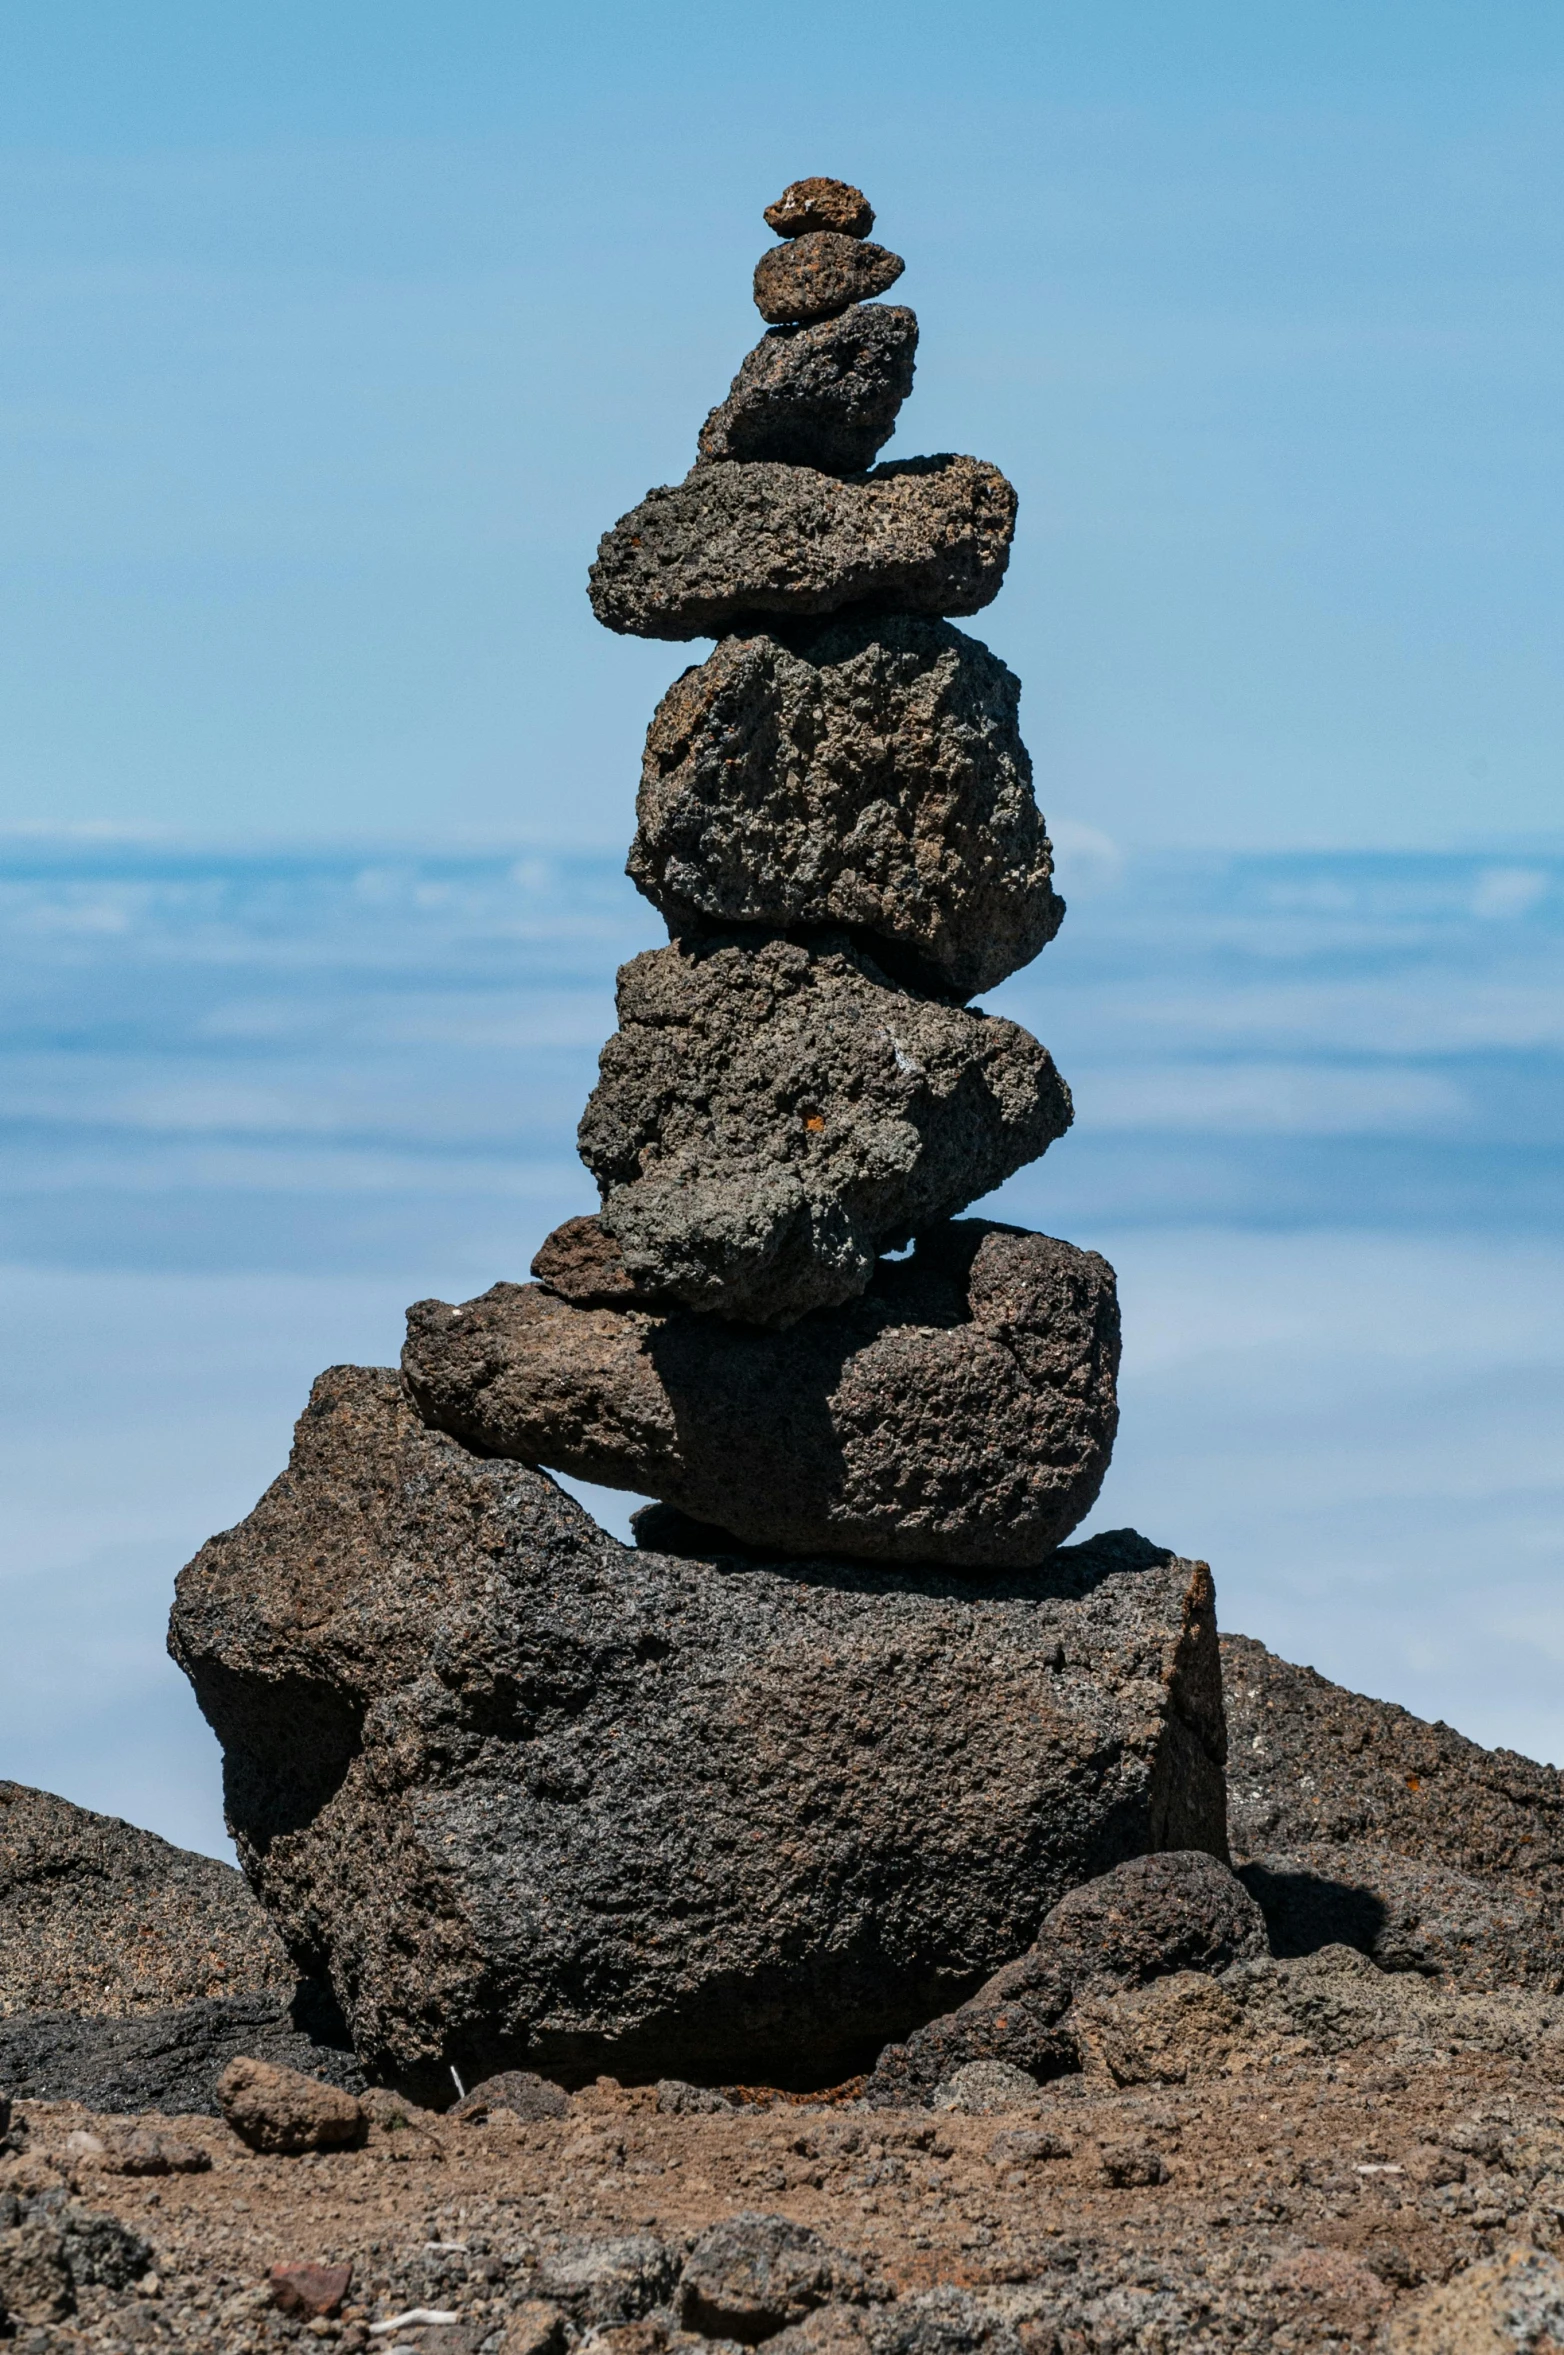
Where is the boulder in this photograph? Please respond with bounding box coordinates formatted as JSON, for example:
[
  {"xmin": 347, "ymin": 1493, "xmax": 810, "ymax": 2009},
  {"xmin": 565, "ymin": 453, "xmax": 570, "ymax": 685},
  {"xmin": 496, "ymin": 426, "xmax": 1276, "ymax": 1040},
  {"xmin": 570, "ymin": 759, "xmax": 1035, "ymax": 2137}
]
[
  {"xmin": 628, "ymin": 619, "xmax": 1060, "ymax": 998},
  {"xmin": 763, "ymin": 179, "xmax": 876, "ymax": 238},
  {"xmin": 0, "ymin": 1776, "xmax": 292, "ymax": 2017},
  {"xmin": 169, "ymin": 1370, "xmax": 1228, "ymax": 2096},
  {"xmin": 697, "ymin": 307, "xmax": 917, "ymax": 475},
  {"xmin": 1223, "ymin": 1631, "xmax": 1564, "ymax": 1990},
  {"xmin": 578, "ymin": 932, "xmax": 1070, "ymax": 1325},
  {"xmin": 404, "ymin": 1220, "xmax": 1120, "ymax": 1569},
  {"xmin": 588, "ymin": 455, "xmax": 1015, "ymax": 640},
  {"xmin": 216, "ymin": 2054, "xmax": 366, "ymax": 2153},
  {"xmin": 0, "ymin": 1987, "xmax": 362, "ymax": 2115},
  {"xmin": 753, "ymin": 234, "xmax": 904, "ymax": 325},
  {"xmin": 866, "ymin": 1851, "xmax": 1264, "ymax": 2105}
]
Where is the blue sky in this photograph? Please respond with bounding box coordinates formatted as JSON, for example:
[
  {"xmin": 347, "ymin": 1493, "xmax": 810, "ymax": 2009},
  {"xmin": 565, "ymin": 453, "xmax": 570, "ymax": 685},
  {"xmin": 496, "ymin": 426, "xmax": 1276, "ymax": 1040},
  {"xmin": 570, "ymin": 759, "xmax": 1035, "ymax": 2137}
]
[{"xmin": 2, "ymin": 0, "xmax": 1562, "ymax": 850}]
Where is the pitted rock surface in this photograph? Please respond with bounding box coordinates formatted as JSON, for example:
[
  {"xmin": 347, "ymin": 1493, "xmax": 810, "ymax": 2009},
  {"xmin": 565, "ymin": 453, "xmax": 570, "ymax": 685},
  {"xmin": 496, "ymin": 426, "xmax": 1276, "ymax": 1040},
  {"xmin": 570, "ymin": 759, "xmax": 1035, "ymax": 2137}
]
[
  {"xmin": 0, "ymin": 1988, "xmax": 362, "ymax": 2115},
  {"xmin": 404, "ymin": 1220, "xmax": 1119, "ymax": 1568},
  {"xmin": 0, "ymin": 1780, "xmax": 291, "ymax": 2018},
  {"xmin": 763, "ymin": 178, "xmax": 876, "ymax": 238},
  {"xmin": 867, "ymin": 1852, "xmax": 1262, "ymax": 2105},
  {"xmin": 168, "ymin": 1369, "xmax": 1225, "ymax": 2094},
  {"xmin": 588, "ymin": 456, "xmax": 1015, "ymax": 641},
  {"xmin": 629, "ymin": 618, "xmax": 1059, "ymax": 997},
  {"xmin": 577, "ymin": 933, "xmax": 1071, "ymax": 1325},
  {"xmin": 753, "ymin": 234, "xmax": 904, "ymax": 325},
  {"xmin": 697, "ymin": 305, "xmax": 918, "ymax": 475}
]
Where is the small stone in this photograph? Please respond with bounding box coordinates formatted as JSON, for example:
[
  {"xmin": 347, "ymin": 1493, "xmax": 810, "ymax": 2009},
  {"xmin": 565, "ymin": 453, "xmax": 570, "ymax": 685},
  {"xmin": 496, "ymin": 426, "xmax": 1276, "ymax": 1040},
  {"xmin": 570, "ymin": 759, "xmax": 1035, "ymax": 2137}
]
[
  {"xmin": 754, "ymin": 233, "xmax": 903, "ymax": 326},
  {"xmin": 0, "ymin": 2219, "xmax": 74, "ymax": 2325},
  {"xmin": 697, "ymin": 306, "xmax": 916, "ymax": 474},
  {"xmin": 95, "ymin": 2125, "xmax": 211, "ymax": 2175},
  {"xmin": 629, "ymin": 617, "xmax": 1059, "ymax": 997},
  {"xmin": 930, "ymin": 2061, "xmax": 1040, "ymax": 2114},
  {"xmin": 270, "ymin": 2262, "xmax": 354, "ymax": 2320},
  {"xmin": 531, "ymin": 2235, "xmax": 680, "ymax": 2327},
  {"xmin": 764, "ymin": 178, "xmax": 875, "ymax": 238},
  {"xmin": 656, "ymin": 2079, "xmax": 735, "ymax": 2115},
  {"xmin": 498, "ymin": 2302, "xmax": 570, "ymax": 2355},
  {"xmin": 450, "ymin": 2069, "xmax": 569, "ymax": 2123},
  {"xmin": 1070, "ymin": 1970, "xmax": 1248, "ymax": 2086},
  {"xmin": 1096, "ymin": 2136, "xmax": 1168, "ymax": 2187},
  {"xmin": 1389, "ymin": 2245, "xmax": 1564, "ymax": 2352},
  {"xmin": 217, "ymin": 2055, "xmax": 366, "ymax": 2155},
  {"xmin": 532, "ymin": 1214, "xmax": 646, "ymax": 1305},
  {"xmin": 577, "ymin": 931, "xmax": 1070, "ymax": 1325},
  {"xmin": 589, "ymin": 455, "xmax": 1016, "ymax": 641},
  {"xmin": 405, "ymin": 1221, "xmax": 1119, "ymax": 1568},
  {"xmin": 677, "ymin": 2212, "xmax": 857, "ymax": 2342}
]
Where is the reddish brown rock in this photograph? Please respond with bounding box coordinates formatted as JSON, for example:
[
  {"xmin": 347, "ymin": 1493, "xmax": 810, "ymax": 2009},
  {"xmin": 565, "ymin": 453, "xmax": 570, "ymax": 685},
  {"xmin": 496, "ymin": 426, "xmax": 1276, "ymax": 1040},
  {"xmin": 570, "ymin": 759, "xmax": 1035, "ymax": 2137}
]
[
  {"xmin": 216, "ymin": 2056, "xmax": 365, "ymax": 2155},
  {"xmin": 269, "ymin": 2259, "xmax": 353, "ymax": 2318},
  {"xmin": 763, "ymin": 178, "xmax": 875, "ymax": 238},
  {"xmin": 754, "ymin": 234, "xmax": 903, "ymax": 326},
  {"xmin": 697, "ymin": 305, "xmax": 917, "ymax": 475}
]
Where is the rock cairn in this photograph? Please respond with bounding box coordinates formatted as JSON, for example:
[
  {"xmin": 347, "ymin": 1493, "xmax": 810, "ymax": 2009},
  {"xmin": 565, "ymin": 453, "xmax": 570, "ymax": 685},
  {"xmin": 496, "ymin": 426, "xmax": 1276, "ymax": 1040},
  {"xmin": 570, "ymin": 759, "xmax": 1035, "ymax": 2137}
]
[
  {"xmin": 169, "ymin": 182, "xmax": 1226, "ymax": 2098},
  {"xmin": 410, "ymin": 175, "xmax": 1120, "ymax": 1567}
]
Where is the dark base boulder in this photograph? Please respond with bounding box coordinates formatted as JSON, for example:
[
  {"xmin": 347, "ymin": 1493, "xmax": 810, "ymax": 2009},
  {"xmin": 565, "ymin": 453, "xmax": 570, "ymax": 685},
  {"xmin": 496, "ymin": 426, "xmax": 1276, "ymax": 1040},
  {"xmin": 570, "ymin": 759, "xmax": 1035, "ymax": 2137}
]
[
  {"xmin": 404, "ymin": 1219, "xmax": 1119, "ymax": 1569},
  {"xmin": 0, "ymin": 1988, "xmax": 362, "ymax": 2117},
  {"xmin": 169, "ymin": 1368, "xmax": 1227, "ymax": 2100}
]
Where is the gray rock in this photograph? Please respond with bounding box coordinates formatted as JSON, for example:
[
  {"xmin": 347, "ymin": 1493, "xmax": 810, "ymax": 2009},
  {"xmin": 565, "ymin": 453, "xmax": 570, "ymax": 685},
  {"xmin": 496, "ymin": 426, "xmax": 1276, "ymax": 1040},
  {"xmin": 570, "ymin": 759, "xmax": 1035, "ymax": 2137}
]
[
  {"xmin": 451, "ymin": 2067, "xmax": 570, "ymax": 2122},
  {"xmin": 0, "ymin": 1775, "xmax": 292, "ymax": 2016},
  {"xmin": 867, "ymin": 1851, "xmax": 1264, "ymax": 2105},
  {"xmin": 533, "ymin": 2236, "xmax": 681, "ymax": 2327},
  {"xmin": 577, "ymin": 932, "xmax": 1070, "ymax": 1325},
  {"xmin": 930, "ymin": 2060, "xmax": 1040, "ymax": 2114},
  {"xmin": 169, "ymin": 1369, "xmax": 1227, "ymax": 2094},
  {"xmin": 656, "ymin": 2079, "xmax": 734, "ymax": 2116},
  {"xmin": 763, "ymin": 179, "xmax": 875, "ymax": 239},
  {"xmin": 0, "ymin": 1989, "xmax": 362, "ymax": 2115},
  {"xmin": 1224, "ymin": 1630, "xmax": 1564, "ymax": 1990},
  {"xmin": 405, "ymin": 1220, "xmax": 1119, "ymax": 1569},
  {"xmin": 697, "ymin": 307, "xmax": 917, "ymax": 474},
  {"xmin": 588, "ymin": 456, "xmax": 1016, "ymax": 641},
  {"xmin": 628, "ymin": 619, "xmax": 1060, "ymax": 998},
  {"xmin": 677, "ymin": 2213, "xmax": 858, "ymax": 2342},
  {"xmin": 866, "ymin": 2289, "xmax": 1021, "ymax": 2355},
  {"xmin": 753, "ymin": 234, "xmax": 904, "ymax": 325}
]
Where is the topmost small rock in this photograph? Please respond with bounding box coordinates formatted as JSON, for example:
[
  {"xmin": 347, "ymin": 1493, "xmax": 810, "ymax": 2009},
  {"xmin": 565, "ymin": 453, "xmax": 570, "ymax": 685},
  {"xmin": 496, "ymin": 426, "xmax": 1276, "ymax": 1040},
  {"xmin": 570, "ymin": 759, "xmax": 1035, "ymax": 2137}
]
[{"xmin": 763, "ymin": 176, "xmax": 875, "ymax": 240}]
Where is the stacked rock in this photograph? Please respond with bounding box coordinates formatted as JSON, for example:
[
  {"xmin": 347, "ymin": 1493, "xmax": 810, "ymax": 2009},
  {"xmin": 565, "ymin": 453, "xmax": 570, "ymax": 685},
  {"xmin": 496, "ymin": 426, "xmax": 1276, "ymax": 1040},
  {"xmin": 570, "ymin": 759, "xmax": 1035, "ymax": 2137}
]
[{"xmin": 406, "ymin": 176, "xmax": 1120, "ymax": 1567}]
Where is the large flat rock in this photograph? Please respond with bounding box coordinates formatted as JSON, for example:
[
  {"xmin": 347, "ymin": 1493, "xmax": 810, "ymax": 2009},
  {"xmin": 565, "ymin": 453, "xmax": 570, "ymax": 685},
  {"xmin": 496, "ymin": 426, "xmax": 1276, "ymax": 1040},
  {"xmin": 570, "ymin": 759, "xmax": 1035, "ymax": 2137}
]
[
  {"xmin": 629, "ymin": 619, "xmax": 1061, "ymax": 998},
  {"xmin": 403, "ymin": 1220, "xmax": 1120, "ymax": 1569},
  {"xmin": 578, "ymin": 931, "xmax": 1070, "ymax": 1325},
  {"xmin": 588, "ymin": 456, "xmax": 1015, "ymax": 641},
  {"xmin": 168, "ymin": 1368, "xmax": 1227, "ymax": 2098}
]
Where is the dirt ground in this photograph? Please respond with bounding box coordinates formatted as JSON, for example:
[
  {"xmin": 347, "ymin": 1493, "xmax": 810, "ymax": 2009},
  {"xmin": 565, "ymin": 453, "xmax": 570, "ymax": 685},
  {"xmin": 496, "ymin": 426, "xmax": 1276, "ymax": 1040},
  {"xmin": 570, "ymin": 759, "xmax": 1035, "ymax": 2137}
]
[{"xmin": 10, "ymin": 2034, "xmax": 1564, "ymax": 2355}]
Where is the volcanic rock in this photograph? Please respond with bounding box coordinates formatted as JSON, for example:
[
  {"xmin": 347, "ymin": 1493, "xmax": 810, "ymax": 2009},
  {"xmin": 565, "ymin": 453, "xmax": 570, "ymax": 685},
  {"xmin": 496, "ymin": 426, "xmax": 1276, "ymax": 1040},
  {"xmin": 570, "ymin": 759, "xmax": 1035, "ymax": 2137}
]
[
  {"xmin": 451, "ymin": 2068, "xmax": 570, "ymax": 2123},
  {"xmin": 588, "ymin": 455, "xmax": 1015, "ymax": 640},
  {"xmin": 866, "ymin": 1850, "xmax": 1264, "ymax": 2104},
  {"xmin": 0, "ymin": 1777, "xmax": 291, "ymax": 2017},
  {"xmin": 0, "ymin": 1987, "xmax": 362, "ymax": 2115},
  {"xmin": 677, "ymin": 2213, "xmax": 860, "ymax": 2341},
  {"xmin": 628, "ymin": 618, "xmax": 1060, "ymax": 997},
  {"xmin": 1224, "ymin": 1631, "xmax": 1564, "ymax": 1990},
  {"xmin": 763, "ymin": 179, "xmax": 875, "ymax": 238},
  {"xmin": 754, "ymin": 234, "xmax": 904, "ymax": 326},
  {"xmin": 697, "ymin": 305, "xmax": 917, "ymax": 474},
  {"xmin": 216, "ymin": 2054, "xmax": 366, "ymax": 2153},
  {"xmin": 577, "ymin": 932, "xmax": 1070, "ymax": 1324},
  {"xmin": 405, "ymin": 1220, "xmax": 1119, "ymax": 1569},
  {"xmin": 169, "ymin": 1369, "xmax": 1227, "ymax": 2094},
  {"xmin": 531, "ymin": 1213, "xmax": 647, "ymax": 1304}
]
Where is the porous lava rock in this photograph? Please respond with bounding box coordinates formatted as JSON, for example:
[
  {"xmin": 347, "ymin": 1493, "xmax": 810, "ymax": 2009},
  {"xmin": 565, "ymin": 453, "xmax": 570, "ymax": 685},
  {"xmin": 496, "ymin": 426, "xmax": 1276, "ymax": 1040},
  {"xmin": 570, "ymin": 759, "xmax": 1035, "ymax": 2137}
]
[
  {"xmin": 404, "ymin": 1220, "xmax": 1119, "ymax": 1569},
  {"xmin": 697, "ymin": 305, "xmax": 918, "ymax": 474},
  {"xmin": 763, "ymin": 178, "xmax": 875, "ymax": 239},
  {"xmin": 866, "ymin": 1851, "xmax": 1263, "ymax": 2105},
  {"xmin": 577, "ymin": 932, "xmax": 1070, "ymax": 1325},
  {"xmin": 216, "ymin": 2055, "xmax": 366, "ymax": 2154},
  {"xmin": 168, "ymin": 1370, "xmax": 1227, "ymax": 2095},
  {"xmin": 0, "ymin": 1988, "xmax": 362, "ymax": 2116},
  {"xmin": 628, "ymin": 618, "xmax": 1060, "ymax": 997},
  {"xmin": 677, "ymin": 2213, "xmax": 861, "ymax": 2342},
  {"xmin": 0, "ymin": 1778, "xmax": 291, "ymax": 2017},
  {"xmin": 588, "ymin": 456, "xmax": 1015, "ymax": 641},
  {"xmin": 1224, "ymin": 1631, "xmax": 1564, "ymax": 1991},
  {"xmin": 753, "ymin": 234, "xmax": 904, "ymax": 325}
]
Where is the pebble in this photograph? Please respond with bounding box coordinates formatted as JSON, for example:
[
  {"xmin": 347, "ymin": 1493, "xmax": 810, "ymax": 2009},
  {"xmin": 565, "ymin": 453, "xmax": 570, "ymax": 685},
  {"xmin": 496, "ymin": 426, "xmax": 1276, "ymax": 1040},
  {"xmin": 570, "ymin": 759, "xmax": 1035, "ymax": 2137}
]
[
  {"xmin": 753, "ymin": 233, "xmax": 903, "ymax": 326},
  {"xmin": 763, "ymin": 177, "xmax": 875, "ymax": 238}
]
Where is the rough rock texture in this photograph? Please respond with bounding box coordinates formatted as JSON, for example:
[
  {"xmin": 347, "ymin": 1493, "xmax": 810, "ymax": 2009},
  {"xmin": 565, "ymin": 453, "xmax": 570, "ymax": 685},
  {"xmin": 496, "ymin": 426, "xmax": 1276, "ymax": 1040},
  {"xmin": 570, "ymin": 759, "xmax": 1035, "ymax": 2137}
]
[
  {"xmin": 697, "ymin": 307, "xmax": 917, "ymax": 475},
  {"xmin": 1389, "ymin": 2244, "xmax": 1564, "ymax": 2353},
  {"xmin": 216, "ymin": 2057, "xmax": 364, "ymax": 2154},
  {"xmin": 168, "ymin": 1368, "xmax": 1226, "ymax": 2095},
  {"xmin": 0, "ymin": 1989, "xmax": 363, "ymax": 2116},
  {"xmin": 0, "ymin": 1779, "xmax": 291, "ymax": 2018},
  {"xmin": 867, "ymin": 1852, "xmax": 1264, "ymax": 2105},
  {"xmin": 628, "ymin": 620, "xmax": 1060, "ymax": 998},
  {"xmin": 753, "ymin": 236, "xmax": 904, "ymax": 326},
  {"xmin": 677, "ymin": 2213, "xmax": 860, "ymax": 2341},
  {"xmin": 531, "ymin": 1214, "xmax": 647, "ymax": 1305},
  {"xmin": 588, "ymin": 457, "xmax": 1015, "ymax": 641},
  {"xmin": 1224, "ymin": 1632, "xmax": 1564, "ymax": 1992},
  {"xmin": 451, "ymin": 2071, "xmax": 571, "ymax": 2124},
  {"xmin": 763, "ymin": 179, "xmax": 875, "ymax": 239},
  {"xmin": 577, "ymin": 933, "xmax": 1070, "ymax": 1325},
  {"xmin": 405, "ymin": 1220, "xmax": 1119, "ymax": 1569}
]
